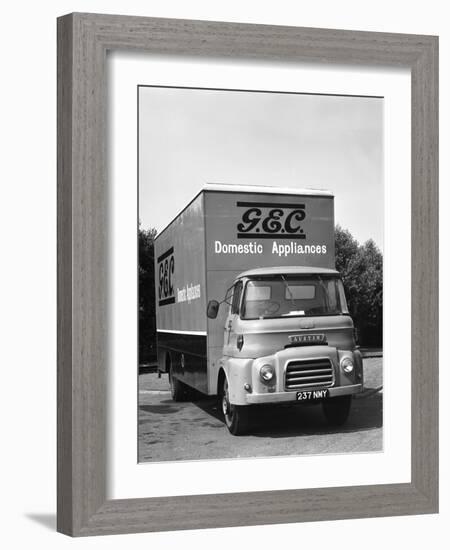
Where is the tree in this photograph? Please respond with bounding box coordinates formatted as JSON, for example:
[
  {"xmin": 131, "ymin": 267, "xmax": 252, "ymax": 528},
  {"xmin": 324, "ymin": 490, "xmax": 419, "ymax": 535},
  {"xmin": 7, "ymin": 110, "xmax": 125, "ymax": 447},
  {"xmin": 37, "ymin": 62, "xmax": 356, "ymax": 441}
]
[
  {"xmin": 335, "ymin": 226, "xmax": 383, "ymax": 347},
  {"xmin": 139, "ymin": 225, "xmax": 158, "ymax": 364}
]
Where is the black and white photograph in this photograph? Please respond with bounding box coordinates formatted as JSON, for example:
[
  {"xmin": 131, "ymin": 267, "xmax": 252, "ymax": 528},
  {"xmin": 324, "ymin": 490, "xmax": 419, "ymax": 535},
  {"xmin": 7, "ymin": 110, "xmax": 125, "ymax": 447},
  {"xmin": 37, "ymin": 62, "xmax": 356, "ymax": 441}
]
[
  {"xmin": 2, "ymin": 0, "xmax": 442, "ymax": 544},
  {"xmin": 138, "ymin": 85, "xmax": 384, "ymax": 462}
]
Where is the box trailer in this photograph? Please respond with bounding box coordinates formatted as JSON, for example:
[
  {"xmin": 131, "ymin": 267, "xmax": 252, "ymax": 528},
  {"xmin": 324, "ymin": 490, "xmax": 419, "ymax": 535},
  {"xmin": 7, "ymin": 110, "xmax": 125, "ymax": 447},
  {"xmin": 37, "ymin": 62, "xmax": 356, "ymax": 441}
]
[{"xmin": 154, "ymin": 183, "xmax": 363, "ymax": 434}]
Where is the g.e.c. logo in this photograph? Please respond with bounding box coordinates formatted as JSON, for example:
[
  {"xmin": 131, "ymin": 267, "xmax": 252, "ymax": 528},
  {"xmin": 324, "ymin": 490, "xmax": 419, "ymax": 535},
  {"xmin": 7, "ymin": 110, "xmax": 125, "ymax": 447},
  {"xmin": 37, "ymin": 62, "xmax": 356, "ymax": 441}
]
[
  {"xmin": 236, "ymin": 201, "xmax": 306, "ymax": 239},
  {"xmin": 157, "ymin": 247, "xmax": 175, "ymax": 306}
]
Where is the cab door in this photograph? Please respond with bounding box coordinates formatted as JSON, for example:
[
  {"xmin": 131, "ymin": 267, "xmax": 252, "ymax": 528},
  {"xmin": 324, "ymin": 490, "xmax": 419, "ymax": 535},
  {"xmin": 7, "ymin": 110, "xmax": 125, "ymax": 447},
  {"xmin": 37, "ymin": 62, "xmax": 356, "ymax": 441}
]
[{"xmin": 223, "ymin": 280, "xmax": 243, "ymax": 357}]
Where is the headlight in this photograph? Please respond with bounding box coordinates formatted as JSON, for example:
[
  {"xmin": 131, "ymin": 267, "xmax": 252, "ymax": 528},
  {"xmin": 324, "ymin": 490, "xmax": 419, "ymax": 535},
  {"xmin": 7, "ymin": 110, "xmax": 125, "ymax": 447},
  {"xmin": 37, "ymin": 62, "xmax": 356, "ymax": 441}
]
[
  {"xmin": 340, "ymin": 356, "xmax": 354, "ymax": 373},
  {"xmin": 260, "ymin": 364, "xmax": 275, "ymax": 383}
]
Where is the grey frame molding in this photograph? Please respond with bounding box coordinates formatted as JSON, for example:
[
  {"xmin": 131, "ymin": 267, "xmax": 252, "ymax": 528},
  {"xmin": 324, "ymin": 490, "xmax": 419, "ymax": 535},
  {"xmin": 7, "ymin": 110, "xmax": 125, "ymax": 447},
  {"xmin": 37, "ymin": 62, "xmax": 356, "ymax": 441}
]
[{"xmin": 57, "ymin": 13, "xmax": 438, "ymax": 537}]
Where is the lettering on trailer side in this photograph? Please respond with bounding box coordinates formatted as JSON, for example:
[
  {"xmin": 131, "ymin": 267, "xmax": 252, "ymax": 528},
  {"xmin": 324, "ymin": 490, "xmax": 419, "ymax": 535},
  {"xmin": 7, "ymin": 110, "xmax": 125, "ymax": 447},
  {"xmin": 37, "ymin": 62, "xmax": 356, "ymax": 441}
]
[{"xmin": 157, "ymin": 247, "xmax": 175, "ymax": 306}]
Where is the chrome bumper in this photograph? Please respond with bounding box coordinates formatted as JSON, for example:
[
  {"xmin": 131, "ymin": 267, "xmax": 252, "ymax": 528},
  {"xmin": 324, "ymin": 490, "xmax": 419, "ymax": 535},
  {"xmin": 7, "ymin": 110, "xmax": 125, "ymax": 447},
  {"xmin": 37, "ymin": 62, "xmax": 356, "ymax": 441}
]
[{"xmin": 245, "ymin": 383, "xmax": 363, "ymax": 405}]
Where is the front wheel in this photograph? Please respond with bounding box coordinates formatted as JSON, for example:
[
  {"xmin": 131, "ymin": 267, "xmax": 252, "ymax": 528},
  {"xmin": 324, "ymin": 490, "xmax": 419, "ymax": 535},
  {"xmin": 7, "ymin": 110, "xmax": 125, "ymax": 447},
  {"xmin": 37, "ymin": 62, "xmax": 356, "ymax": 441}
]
[
  {"xmin": 220, "ymin": 376, "xmax": 249, "ymax": 436},
  {"xmin": 322, "ymin": 395, "xmax": 352, "ymax": 426}
]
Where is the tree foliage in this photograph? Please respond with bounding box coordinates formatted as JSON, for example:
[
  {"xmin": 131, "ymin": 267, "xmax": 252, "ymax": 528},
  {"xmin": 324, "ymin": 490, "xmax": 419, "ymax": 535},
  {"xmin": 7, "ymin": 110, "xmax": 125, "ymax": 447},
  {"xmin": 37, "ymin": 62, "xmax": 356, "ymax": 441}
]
[
  {"xmin": 139, "ymin": 225, "xmax": 157, "ymax": 363},
  {"xmin": 138, "ymin": 223, "xmax": 383, "ymax": 364},
  {"xmin": 335, "ymin": 225, "xmax": 383, "ymax": 347}
]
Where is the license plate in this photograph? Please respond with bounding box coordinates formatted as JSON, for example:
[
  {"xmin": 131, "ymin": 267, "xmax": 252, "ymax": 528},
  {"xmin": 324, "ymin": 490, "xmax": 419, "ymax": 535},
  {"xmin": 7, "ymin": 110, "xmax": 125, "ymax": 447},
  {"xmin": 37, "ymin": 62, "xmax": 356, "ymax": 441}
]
[{"xmin": 296, "ymin": 389, "xmax": 329, "ymax": 401}]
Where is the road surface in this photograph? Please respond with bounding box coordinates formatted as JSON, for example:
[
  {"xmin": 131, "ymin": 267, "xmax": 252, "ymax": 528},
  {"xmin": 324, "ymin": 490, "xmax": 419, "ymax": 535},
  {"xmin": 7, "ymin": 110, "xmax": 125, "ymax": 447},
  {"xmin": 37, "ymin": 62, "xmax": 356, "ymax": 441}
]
[{"xmin": 138, "ymin": 357, "xmax": 382, "ymax": 462}]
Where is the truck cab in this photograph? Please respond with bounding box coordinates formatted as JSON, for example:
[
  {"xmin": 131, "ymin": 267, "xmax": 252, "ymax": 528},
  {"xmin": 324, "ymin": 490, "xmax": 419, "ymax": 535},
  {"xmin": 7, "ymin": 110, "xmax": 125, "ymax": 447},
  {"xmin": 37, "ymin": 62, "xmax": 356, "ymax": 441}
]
[{"xmin": 208, "ymin": 266, "xmax": 363, "ymax": 435}]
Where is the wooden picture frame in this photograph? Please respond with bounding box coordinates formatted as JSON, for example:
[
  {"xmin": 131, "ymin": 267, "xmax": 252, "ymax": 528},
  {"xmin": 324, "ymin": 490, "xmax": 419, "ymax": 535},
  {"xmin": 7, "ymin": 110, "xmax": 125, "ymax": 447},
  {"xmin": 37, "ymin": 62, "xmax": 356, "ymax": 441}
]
[{"xmin": 57, "ymin": 12, "xmax": 438, "ymax": 536}]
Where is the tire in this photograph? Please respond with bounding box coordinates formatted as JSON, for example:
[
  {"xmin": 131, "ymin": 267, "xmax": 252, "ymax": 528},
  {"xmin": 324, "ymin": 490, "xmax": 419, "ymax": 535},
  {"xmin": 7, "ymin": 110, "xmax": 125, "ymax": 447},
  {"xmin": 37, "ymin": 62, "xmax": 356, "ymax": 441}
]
[
  {"xmin": 168, "ymin": 362, "xmax": 188, "ymax": 402},
  {"xmin": 220, "ymin": 376, "xmax": 249, "ymax": 435},
  {"xmin": 322, "ymin": 395, "xmax": 352, "ymax": 426}
]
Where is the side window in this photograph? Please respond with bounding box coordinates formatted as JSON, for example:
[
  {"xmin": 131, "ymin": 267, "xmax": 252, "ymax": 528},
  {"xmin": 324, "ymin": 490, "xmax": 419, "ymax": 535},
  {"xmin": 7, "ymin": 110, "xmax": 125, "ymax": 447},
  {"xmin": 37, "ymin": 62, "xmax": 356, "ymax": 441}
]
[{"xmin": 231, "ymin": 281, "xmax": 243, "ymax": 315}]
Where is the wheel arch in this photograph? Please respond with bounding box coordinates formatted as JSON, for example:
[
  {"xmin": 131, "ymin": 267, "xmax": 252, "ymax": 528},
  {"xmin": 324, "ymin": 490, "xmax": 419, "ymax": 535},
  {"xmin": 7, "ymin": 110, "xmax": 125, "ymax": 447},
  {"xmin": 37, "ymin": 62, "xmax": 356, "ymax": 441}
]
[{"xmin": 217, "ymin": 367, "xmax": 226, "ymax": 396}]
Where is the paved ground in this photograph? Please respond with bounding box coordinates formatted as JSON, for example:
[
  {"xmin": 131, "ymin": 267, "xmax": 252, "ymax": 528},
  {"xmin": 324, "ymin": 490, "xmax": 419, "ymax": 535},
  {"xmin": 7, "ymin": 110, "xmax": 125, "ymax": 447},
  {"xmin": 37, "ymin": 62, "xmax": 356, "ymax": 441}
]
[{"xmin": 138, "ymin": 357, "xmax": 383, "ymax": 462}]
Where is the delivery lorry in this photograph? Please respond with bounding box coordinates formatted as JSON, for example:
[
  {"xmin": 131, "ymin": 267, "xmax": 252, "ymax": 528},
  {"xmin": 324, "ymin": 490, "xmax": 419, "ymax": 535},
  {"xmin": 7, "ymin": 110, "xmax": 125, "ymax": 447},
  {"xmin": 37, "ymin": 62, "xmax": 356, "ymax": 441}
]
[{"xmin": 154, "ymin": 183, "xmax": 363, "ymax": 435}]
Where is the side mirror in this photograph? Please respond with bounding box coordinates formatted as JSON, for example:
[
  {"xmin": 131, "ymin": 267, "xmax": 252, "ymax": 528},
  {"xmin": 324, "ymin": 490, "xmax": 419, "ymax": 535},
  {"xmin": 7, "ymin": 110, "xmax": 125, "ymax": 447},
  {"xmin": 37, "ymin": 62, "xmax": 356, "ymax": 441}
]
[{"xmin": 207, "ymin": 300, "xmax": 220, "ymax": 319}]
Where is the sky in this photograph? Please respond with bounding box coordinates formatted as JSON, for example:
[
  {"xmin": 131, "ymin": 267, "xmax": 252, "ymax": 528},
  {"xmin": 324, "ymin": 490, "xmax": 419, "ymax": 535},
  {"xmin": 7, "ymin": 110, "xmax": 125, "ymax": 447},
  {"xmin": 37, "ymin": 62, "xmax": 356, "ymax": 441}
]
[{"xmin": 139, "ymin": 86, "xmax": 383, "ymax": 250}]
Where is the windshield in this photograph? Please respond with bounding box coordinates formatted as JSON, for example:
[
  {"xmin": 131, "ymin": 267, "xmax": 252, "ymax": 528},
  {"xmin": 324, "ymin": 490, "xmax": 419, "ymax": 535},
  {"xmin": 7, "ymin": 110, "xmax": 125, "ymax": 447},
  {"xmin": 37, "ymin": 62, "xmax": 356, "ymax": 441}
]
[{"xmin": 241, "ymin": 275, "xmax": 348, "ymax": 320}]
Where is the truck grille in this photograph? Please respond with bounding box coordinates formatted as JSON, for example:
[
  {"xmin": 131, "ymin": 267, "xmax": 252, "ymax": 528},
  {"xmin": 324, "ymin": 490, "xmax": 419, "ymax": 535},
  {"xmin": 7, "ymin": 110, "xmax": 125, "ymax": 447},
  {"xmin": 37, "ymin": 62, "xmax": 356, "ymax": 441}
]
[{"xmin": 285, "ymin": 358, "xmax": 334, "ymax": 390}]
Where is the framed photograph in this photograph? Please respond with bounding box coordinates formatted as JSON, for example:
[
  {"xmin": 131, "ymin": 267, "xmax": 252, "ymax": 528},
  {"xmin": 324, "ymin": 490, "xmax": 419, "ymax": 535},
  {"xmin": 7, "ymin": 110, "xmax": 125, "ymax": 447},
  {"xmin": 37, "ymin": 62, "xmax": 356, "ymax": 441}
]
[{"xmin": 57, "ymin": 13, "xmax": 438, "ymax": 536}]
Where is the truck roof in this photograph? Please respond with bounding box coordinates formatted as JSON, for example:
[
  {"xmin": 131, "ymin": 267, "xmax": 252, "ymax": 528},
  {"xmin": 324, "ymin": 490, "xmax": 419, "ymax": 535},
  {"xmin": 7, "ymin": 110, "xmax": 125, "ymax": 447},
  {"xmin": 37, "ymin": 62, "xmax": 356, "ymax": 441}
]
[
  {"xmin": 204, "ymin": 182, "xmax": 333, "ymax": 197},
  {"xmin": 237, "ymin": 266, "xmax": 339, "ymax": 278},
  {"xmin": 154, "ymin": 183, "xmax": 334, "ymax": 241}
]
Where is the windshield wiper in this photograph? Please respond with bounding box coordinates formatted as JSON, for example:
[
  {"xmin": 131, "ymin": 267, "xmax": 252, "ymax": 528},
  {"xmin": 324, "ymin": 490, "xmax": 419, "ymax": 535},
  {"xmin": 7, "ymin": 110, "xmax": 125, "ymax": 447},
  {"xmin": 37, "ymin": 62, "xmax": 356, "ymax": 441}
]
[{"xmin": 281, "ymin": 275, "xmax": 298, "ymax": 308}]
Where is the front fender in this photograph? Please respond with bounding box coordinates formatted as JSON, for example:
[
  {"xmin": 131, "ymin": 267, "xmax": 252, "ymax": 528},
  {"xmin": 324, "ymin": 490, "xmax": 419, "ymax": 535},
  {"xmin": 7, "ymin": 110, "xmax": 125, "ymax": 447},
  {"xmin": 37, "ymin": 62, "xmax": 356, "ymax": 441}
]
[{"xmin": 220, "ymin": 357, "xmax": 254, "ymax": 405}]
